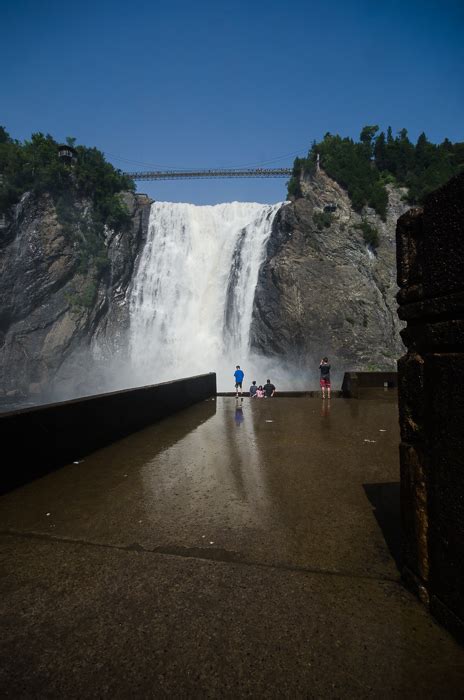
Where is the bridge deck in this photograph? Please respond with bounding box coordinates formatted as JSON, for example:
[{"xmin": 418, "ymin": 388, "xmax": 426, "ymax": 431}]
[
  {"xmin": 124, "ymin": 167, "xmax": 293, "ymax": 180},
  {"xmin": 1, "ymin": 396, "xmax": 463, "ymax": 695}
]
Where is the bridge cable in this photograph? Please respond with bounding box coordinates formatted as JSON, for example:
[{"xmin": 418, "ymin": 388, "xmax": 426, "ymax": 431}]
[{"xmin": 103, "ymin": 144, "xmax": 312, "ymax": 172}]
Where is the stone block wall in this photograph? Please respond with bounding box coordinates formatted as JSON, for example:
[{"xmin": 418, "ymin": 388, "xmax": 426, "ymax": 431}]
[{"xmin": 396, "ymin": 173, "xmax": 464, "ymax": 643}]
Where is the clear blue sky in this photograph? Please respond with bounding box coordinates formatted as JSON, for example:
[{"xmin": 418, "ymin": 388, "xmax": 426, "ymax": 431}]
[{"xmin": 2, "ymin": 0, "xmax": 463, "ymax": 204}]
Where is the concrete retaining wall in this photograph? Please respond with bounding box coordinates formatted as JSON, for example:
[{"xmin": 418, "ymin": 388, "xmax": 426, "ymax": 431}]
[
  {"xmin": 0, "ymin": 373, "xmax": 216, "ymax": 494},
  {"xmin": 397, "ymin": 172, "xmax": 464, "ymax": 643},
  {"xmin": 341, "ymin": 372, "xmax": 398, "ymax": 397},
  {"xmin": 216, "ymin": 391, "xmax": 343, "ymax": 398}
]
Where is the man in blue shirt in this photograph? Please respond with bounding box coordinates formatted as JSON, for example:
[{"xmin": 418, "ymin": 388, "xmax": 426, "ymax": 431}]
[{"xmin": 234, "ymin": 365, "xmax": 244, "ymax": 397}]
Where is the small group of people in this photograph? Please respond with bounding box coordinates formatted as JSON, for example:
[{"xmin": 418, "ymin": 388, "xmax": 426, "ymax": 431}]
[
  {"xmin": 233, "ymin": 366, "xmax": 275, "ymax": 398},
  {"xmin": 234, "ymin": 358, "xmax": 331, "ymax": 399},
  {"xmin": 249, "ymin": 379, "xmax": 276, "ymax": 398}
]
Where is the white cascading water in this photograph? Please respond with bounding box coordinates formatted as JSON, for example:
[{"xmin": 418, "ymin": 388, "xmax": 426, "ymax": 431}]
[{"xmin": 128, "ymin": 201, "xmax": 283, "ymax": 390}]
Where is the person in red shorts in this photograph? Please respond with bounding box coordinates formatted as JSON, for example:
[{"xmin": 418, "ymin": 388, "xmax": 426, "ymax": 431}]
[{"xmin": 319, "ymin": 357, "xmax": 331, "ymax": 399}]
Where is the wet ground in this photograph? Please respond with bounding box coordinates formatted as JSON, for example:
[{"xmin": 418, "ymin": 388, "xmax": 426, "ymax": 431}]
[{"xmin": 1, "ymin": 395, "xmax": 463, "ymax": 697}]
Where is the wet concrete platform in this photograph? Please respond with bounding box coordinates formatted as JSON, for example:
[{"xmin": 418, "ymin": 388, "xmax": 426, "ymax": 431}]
[{"xmin": 1, "ymin": 396, "xmax": 463, "ymax": 697}]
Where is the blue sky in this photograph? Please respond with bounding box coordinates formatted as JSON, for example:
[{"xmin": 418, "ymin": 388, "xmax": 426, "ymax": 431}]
[{"xmin": 2, "ymin": 0, "xmax": 463, "ymax": 204}]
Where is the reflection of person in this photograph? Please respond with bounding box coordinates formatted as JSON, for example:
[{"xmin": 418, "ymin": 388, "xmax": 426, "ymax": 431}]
[
  {"xmin": 235, "ymin": 399, "xmax": 244, "ymax": 426},
  {"xmin": 256, "ymin": 385, "xmax": 265, "ymax": 398},
  {"xmin": 263, "ymin": 379, "xmax": 276, "ymax": 398},
  {"xmin": 249, "ymin": 380, "xmax": 258, "ymax": 397},
  {"xmin": 321, "ymin": 399, "xmax": 331, "ymax": 417},
  {"xmin": 319, "ymin": 357, "xmax": 331, "ymax": 399},
  {"xmin": 234, "ymin": 365, "xmax": 244, "ymax": 397}
]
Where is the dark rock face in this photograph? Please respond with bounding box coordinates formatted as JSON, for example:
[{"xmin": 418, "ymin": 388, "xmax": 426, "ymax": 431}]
[
  {"xmin": 0, "ymin": 170, "xmax": 408, "ymax": 404},
  {"xmin": 0, "ymin": 191, "xmax": 152, "ymax": 407},
  {"xmin": 251, "ymin": 170, "xmax": 407, "ymax": 375},
  {"xmin": 397, "ymin": 172, "xmax": 464, "ymax": 644}
]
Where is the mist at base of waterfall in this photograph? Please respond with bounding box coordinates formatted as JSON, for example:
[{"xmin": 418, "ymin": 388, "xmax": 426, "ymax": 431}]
[
  {"xmin": 124, "ymin": 351, "xmax": 318, "ymax": 393},
  {"xmin": 57, "ymin": 200, "xmax": 343, "ymax": 399}
]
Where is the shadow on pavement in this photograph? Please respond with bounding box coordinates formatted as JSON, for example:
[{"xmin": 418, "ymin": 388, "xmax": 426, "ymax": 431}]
[{"xmin": 363, "ymin": 482, "xmax": 402, "ymax": 572}]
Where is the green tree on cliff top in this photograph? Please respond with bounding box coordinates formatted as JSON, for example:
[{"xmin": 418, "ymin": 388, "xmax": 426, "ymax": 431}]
[
  {"xmin": 0, "ymin": 127, "xmax": 134, "ymax": 234},
  {"xmin": 287, "ymin": 127, "xmax": 464, "ymax": 218}
]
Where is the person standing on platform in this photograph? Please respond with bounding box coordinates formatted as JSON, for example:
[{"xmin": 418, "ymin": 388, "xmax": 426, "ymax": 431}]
[
  {"xmin": 319, "ymin": 357, "xmax": 331, "ymax": 399},
  {"xmin": 234, "ymin": 365, "xmax": 244, "ymax": 397}
]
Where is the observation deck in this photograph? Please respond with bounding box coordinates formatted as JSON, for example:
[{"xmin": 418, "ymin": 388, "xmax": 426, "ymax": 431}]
[{"xmin": 1, "ymin": 380, "xmax": 463, "ymax": 696}]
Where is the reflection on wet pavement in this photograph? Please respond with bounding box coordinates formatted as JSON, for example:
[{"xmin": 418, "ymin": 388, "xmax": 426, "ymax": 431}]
[
  {"xmin": 234, "ymin": 398, "xmax": 244, "ymax": 426},
  {"xmin": 1, "ymin": 394, "xmax": 464, "ymax": 696},
  {"xmin": 1, "ymin": 395, "xmax": 401, "ymax": 578}
]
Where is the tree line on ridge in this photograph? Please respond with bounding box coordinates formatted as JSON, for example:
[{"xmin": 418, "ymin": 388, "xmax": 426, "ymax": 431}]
[{"xmin": 287, "ymin": 126, "xmax": 464, "ymax": 220}]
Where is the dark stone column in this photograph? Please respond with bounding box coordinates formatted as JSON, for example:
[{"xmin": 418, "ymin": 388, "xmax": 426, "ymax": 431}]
[{"xmin": 396, "ymin": 173, "xmax": 464, "ymax": 643}]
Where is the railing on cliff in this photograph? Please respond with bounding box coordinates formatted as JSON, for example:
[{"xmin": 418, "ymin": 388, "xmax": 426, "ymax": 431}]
[{"xmin": 123, "ymin": 168, "xmax": 293, "ymax": 181}]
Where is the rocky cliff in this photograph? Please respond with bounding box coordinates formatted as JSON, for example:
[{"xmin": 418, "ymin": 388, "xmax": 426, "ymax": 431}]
[
  {"xmin": 0, "ymin": 191, "xmax": 151, "ymax": 407},
  {"xmin": 1, "ymin": 169, "xmax": 409, "ymax": 407},
  {"xmin": 251, "ymin": 169, "xmax": 408, "ymax": 378}
]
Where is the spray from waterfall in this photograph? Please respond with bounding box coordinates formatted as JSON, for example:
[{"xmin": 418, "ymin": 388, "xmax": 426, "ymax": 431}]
[{"xmin": 127, "ymin": 201, "xmax": 284, "ymax": 390}]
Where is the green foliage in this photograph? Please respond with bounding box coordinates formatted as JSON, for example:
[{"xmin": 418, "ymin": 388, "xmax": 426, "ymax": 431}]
[
  {"xmin": 76, "ymin": 223, "xmax": 109, "ymax": 274},
  {"xmin": 287, "ymin": 156, "xmax": 305, "ymax": 199},
  {"xmin": 360, "ymin": 125, "xmax": 379, "ymax": 145},
  {"xmin": 318, "ymin": 133, "xmax": 389, "ymax": 219},
  {"xmin": 287, "ymin": 177, "xmax": 301, "ymax": 199},
  {"xmin": 379, "ymin": 171, "xmax": 396, "ymax": 185},
  {"xmin": 0, "ymin": 131, "xmax": 71, "ymax": 212},
  {"xmin": 371, "ymin": 128, "xmax": 464, "ymax": 203},
  {"xmin": 313, "ymin": 211, "xmax": 333, "ymax": 230},
  {"xmin": 78, "ymin": 280, "xmax": 98, "ymax": 308},
  {"xmin": 287, "ymin": 132, "xmax": 389, "ymax": 220},
  {"xmin": 0, "ymin": 126, "xmax": 12, "ymax": 144},
  {"xmin": 66, "ymin": 279, "xmax": 99, "ymax": 310},
  {"xmin": 73, "ymin": 145, "xmax": 134, "ymax": 234},
  {"xmin": 357, "ymin": 220, "xmax": 380, "ymax": 250},
  {"xmin": 287, "ymin": 125, "xmax": 464, "ymax": 215},
  {"xmin": 368, "ymin": 180, "xmax": 389, "ymax": 219},
  {"xmin": 0, "ymin": 127, "xmax": 134, "ymax": 234},
  {"xmin": 0, "ymin": 127, "xmax": 135, "ymax": 312},
  {"xmin": 360, "ymin": 125, "xmax": 379, "ymax": 160}
]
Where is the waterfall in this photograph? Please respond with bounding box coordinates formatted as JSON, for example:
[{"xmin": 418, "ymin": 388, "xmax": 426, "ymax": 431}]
[{"xmin": 128, "ymin": 201, "xmax": 283, "ymax": 390}]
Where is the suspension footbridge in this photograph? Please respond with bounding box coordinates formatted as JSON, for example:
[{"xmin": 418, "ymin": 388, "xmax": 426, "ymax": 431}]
[{"xmin": 123, "ymin": 168, "xmax": 293, "ymax": 181}]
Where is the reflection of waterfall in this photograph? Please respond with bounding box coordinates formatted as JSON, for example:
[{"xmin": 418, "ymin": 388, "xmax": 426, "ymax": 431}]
[
  {"xmin": 128, "ymin": 201, "xmax": 282, "ymax": 389},
  {"xmin": 141, "ymin": 397, "xmax": 272, "ymax": 541}
]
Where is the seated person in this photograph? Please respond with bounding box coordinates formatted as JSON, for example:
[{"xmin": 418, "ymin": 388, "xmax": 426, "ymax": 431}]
[
  {"xmin": 256, "ymin": 385, "xmax": 265, "ymax": 398},
  {"xmin": 263, "ymin": 379, "xmax": 276, "ymax": 397},
  {"xmin": 249, "ymin": 380, "xmax": 258, "ymax": 397}
]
